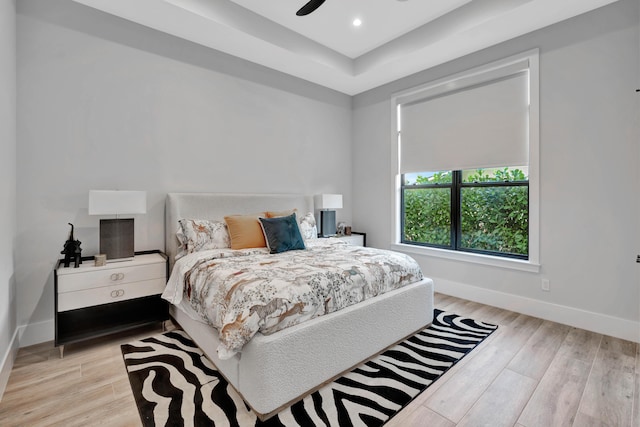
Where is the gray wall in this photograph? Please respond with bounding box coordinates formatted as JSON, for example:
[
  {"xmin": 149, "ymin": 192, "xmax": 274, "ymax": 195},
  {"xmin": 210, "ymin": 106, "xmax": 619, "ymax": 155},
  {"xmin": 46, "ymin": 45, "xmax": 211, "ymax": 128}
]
[
  {"xmin": 16, "ymin": 0, "xmax": 352, "ymax": 344},
  {"xmin": 353, "ymin": 0, "xmax": 640, "ymax": 335},
  {"xmin": 0, "ymin": 0, "xmax": 17, "ymax": 394}
]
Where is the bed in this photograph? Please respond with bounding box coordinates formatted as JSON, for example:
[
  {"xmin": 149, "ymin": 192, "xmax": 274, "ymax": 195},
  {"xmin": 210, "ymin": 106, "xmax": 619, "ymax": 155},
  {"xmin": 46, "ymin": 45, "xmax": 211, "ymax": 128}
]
[{"xmin": 163, "ymin": 192, "xmax": 434, "ymax": 420}]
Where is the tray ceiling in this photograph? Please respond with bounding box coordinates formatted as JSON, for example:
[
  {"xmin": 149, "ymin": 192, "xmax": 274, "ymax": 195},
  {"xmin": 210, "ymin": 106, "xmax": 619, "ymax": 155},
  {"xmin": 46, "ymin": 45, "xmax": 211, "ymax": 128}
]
[{"xmin": 73, "ymin": 0, "xmax": 620, "ymax": 95}]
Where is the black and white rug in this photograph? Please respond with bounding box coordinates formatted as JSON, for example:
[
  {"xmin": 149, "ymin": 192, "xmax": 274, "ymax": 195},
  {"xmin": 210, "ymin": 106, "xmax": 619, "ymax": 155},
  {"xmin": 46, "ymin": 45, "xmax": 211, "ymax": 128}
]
[{"xmin": 121, "ymin": 310, "xmax": 497, "ymax": 426}]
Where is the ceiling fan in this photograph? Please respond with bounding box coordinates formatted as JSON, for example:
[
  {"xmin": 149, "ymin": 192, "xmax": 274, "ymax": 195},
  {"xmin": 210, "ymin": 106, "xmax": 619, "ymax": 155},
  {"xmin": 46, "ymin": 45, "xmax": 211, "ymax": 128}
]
[{"xmin": 296, "ymin": 0, "xmax": 326, "ymax": 16}]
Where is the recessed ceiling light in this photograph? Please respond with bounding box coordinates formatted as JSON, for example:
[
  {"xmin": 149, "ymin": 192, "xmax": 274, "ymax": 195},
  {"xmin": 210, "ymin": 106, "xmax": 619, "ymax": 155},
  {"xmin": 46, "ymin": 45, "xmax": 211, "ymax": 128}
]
[{"xmin": 352, "ymin": 18, "xmax": 362, "ymax": 27}]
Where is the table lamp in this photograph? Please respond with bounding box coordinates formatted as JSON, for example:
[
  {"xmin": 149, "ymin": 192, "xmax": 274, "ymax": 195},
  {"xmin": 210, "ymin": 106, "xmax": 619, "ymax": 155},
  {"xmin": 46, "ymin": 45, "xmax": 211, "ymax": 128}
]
[{"xmin": 314, "ymin": 194, "xmax": 342, "ymax": 237}]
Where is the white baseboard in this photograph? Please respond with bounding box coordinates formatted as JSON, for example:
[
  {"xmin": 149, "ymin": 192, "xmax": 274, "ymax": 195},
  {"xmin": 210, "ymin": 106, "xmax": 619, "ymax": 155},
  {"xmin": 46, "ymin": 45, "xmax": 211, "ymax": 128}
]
[
  {"xmin": 18, "ymin": 319, "xmax": 54, "ymax": 348},
  {"xmin": 434, "ymin": 277, "xmax": 640, "ymax": 343},
  {"xmin": 1, "ymin": 320, "xmax": 54, "ymax": 401},
  {"xmin": 0, "ymin": 328, "xmax": 19, "ymax": 401}
]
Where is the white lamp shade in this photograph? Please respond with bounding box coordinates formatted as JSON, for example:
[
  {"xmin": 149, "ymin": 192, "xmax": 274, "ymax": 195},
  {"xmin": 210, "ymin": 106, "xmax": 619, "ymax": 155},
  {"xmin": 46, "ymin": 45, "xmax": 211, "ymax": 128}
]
[
  {"xmin": 314, "ymin": 194, "xmax": 343, "ymax": 210},
  {"xmin": 88, "ymin": 190, "xmax": 147, "ymax": 215}
]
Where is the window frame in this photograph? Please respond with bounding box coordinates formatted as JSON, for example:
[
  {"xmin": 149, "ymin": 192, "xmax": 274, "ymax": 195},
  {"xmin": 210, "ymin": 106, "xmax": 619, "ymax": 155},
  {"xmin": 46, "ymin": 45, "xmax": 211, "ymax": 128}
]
[
  {"xmin": 390, "ymin": 50, "xmax": 540, "ymax": 273},
  {"xmin": 401, "ymin": 170, "xmax": 530, "ymax": 260}
]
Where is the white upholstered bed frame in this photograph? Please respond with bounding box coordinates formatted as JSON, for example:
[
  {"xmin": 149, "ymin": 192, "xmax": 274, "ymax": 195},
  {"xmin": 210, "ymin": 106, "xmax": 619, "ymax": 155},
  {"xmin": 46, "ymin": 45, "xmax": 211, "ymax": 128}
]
[{"xmin": 165, "ymin": 192, "xmax": 434, "ymax": 419}]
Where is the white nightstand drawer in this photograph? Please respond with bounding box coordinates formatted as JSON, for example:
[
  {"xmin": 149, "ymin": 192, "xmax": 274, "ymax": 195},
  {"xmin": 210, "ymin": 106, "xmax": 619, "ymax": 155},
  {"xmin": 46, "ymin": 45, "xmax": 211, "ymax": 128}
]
[
  {"xmin": 57, "ymin": 254, "xmax": 167, "ymax": 293},
  {"xmin": 57, "ymin": 262, "xmax": 165, "ymax": 293},
  {"xmin": 58, "ymin": 277, "xmax": 167, "ymax": 312},
  {"xmin": 336, "ymin": 234, "xmax": 365, "ymax": 246},
  {"xmin": 324, "ymin": 233, "xmax": 365, "ymax": 246}
]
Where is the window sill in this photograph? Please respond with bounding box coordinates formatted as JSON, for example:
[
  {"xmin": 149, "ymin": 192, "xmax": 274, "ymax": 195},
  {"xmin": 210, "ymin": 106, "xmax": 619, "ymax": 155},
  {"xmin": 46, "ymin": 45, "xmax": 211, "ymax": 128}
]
[{"xmin": 390, "ymin": 243, "xmax": 541, "ymax": 273}]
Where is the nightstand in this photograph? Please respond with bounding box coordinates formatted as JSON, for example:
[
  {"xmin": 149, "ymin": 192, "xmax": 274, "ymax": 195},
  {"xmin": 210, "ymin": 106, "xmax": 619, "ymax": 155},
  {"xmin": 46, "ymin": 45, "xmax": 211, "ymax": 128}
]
[
  {"xmin": 330, "ymin": 232, "xmax": 366, "ymax": 247},
  {"xmin": 54, "ymin": 251, "xmax": 169, "ymax": 357}
]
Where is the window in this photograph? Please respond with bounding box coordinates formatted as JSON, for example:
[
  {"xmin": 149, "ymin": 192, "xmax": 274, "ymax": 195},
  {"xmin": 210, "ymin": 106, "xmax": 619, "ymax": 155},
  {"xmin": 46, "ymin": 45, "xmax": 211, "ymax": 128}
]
[
  {"xmin": 402, "ymin": 167, "xmax": 529, "ymax": 259},
  {"xmin": 392, "ymin": 51, "xmax": 539, "ymax": 266}
]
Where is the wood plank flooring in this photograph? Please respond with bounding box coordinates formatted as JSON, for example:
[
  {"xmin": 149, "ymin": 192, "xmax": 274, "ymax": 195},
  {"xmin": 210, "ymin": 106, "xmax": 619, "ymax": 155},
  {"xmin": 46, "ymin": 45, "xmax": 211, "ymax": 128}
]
[{"xmin": 0, "ymin": 293, "xmax": 637, "ymax": 426}]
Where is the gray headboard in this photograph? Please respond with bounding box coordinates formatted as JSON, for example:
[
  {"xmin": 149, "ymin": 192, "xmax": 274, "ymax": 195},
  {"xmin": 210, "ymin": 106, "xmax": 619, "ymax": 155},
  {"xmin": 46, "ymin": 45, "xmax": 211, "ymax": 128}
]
[{"xmin": 165, "ymin": 193, "xmax": 314, "ymax": 271}]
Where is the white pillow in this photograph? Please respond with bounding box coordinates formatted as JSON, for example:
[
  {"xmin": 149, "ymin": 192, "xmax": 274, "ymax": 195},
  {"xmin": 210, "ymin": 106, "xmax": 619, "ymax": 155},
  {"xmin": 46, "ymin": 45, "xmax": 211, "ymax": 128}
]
[
  {"xmin": 176, "ymin": 219, "xmax": 231, "ymax": 259},
  {"xmin": 298, "ymin": 212, "xmax": 318, "ymax": 241}
]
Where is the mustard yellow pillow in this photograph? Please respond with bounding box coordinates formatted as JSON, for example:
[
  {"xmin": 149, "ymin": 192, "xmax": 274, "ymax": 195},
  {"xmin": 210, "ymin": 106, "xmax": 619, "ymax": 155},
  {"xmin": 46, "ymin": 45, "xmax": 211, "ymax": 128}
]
[{"xmin": 224, "ymin": 214, "xmax": 267, "ymax": 249}]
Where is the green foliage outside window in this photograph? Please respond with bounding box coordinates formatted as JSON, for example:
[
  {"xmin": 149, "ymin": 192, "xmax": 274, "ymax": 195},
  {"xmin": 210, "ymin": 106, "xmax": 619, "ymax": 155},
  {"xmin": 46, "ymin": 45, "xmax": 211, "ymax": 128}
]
[
  {"xmin": 403, "ymin": 168, "xmax": 529, "ymax": 257},
  {"xmin": 404, "ymin": 187, "xmax": 452, "ymax": 246},
  {"xmin": 462, "ymin": 168, "xmax": 527, "ymax": 183}
]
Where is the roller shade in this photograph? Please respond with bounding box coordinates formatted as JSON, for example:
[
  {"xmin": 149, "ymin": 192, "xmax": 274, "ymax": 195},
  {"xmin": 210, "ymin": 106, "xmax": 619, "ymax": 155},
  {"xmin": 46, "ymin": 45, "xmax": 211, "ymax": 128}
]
[{"xmin": 400, "ymin": 70, "xmax": 529, "ymax": 173}]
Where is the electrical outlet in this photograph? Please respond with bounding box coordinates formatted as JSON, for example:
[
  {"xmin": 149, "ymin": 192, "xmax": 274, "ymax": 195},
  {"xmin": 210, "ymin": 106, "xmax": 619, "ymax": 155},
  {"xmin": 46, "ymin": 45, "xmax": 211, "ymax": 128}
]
[{"xmin": 541, "ymin": 278, "xmax": 550, "ymax": 292}]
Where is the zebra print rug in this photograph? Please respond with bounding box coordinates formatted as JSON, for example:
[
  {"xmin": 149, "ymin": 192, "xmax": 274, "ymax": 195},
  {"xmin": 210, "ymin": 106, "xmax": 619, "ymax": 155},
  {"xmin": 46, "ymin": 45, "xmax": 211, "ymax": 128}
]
[{"xmin": 121, "ymin": 310, "xmax": 496, "ymax": 426}]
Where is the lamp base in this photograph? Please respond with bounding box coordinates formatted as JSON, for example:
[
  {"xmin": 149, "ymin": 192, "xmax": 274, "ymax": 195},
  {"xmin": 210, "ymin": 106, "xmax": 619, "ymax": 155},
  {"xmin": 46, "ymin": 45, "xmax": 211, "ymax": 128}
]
[
  {"xmin": 319, "ymin": 210, "xmax": 337, "ymax": 237},
  {"xmin": 100, "ymin": 218, "xmax": 135, "ymax": 262}
]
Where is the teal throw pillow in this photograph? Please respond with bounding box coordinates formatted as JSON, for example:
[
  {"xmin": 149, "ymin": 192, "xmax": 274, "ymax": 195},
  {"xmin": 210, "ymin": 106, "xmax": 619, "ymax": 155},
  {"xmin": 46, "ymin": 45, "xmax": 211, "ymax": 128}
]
[{"xmin": 259, "ymin": 214, "xmax": 306, "ymax": 254}]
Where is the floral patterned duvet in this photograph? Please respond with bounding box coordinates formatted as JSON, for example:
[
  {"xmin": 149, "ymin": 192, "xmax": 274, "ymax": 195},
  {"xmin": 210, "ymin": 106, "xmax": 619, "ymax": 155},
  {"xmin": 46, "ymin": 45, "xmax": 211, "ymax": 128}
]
[{"xmin": 162, "ymin": 239, "xmax": 423, "ymax": 359}]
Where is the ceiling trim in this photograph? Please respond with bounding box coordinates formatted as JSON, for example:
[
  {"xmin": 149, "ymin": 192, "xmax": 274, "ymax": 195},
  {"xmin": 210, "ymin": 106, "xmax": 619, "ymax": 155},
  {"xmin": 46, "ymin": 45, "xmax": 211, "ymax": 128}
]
[{"xmin": 72, "ymin": 0, "xmax": 620, "ymax": 95}]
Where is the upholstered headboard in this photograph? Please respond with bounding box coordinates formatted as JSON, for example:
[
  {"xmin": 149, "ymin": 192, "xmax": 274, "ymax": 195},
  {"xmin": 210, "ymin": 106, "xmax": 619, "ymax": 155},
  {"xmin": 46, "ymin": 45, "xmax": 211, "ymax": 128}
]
[{"xmin": 165, "ymin": 193, "xmax": 314, "ymax": 271}]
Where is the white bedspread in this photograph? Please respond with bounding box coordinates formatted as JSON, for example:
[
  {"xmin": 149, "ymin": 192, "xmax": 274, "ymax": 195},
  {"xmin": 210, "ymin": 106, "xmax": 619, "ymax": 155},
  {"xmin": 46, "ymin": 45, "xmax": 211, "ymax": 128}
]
[{"xmin": 162, "ymin": 240, "xmax": 423, "ymax": 359}]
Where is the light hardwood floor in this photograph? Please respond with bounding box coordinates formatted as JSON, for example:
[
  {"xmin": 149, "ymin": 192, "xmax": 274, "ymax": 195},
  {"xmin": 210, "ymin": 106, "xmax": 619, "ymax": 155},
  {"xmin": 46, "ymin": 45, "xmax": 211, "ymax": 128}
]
[{"xmin": 0, "ymin": 293, "xmax": 637, "ymax": 426}]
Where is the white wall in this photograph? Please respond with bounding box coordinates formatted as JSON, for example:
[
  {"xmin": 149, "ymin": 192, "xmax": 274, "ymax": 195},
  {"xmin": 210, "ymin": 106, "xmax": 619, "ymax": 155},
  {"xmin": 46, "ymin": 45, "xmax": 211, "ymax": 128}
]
[
  {"xmin": 353, "ymin": 0, "xmax": 640, "ymax": 341},
  {"xmin": 16, "ymin": 0, "xmax": 352, "ymax": 345},
  {"xmin": 0, "ymin": 0, "xmax": 18, "ymax": 396}
]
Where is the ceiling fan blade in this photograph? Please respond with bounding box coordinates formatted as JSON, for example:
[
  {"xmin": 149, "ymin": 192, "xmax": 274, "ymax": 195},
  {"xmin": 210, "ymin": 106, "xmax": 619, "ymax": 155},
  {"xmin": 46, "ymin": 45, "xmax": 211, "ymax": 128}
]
[{"xmin": 296, "ymin": 0, "xmax": 326, "ymax": 16}]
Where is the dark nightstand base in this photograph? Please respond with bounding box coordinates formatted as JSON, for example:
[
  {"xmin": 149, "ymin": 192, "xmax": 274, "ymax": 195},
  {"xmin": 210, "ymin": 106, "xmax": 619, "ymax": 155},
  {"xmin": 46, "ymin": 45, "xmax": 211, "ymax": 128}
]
[{"xmin": 55, "ymin": 295, "xmax": 169, "ymax": 356}]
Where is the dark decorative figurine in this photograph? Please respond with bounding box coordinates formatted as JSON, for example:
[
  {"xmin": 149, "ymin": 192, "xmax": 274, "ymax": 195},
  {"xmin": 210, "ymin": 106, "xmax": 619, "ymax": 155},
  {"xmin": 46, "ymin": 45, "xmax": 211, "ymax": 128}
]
[{"xmin": 61, "ymin": 223, "xmax": 82, "ymax": 268}]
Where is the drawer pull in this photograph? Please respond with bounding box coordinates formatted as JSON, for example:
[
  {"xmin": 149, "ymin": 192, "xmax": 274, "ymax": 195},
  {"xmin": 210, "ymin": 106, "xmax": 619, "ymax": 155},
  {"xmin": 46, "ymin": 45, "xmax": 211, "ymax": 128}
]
[
  {"xmin": 110, "ymin": 273, "xmax": 125, "ymax": 281},
  {"xmin": 110, "ymin": 289, "xmax": 125, "ymax": 298}
]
